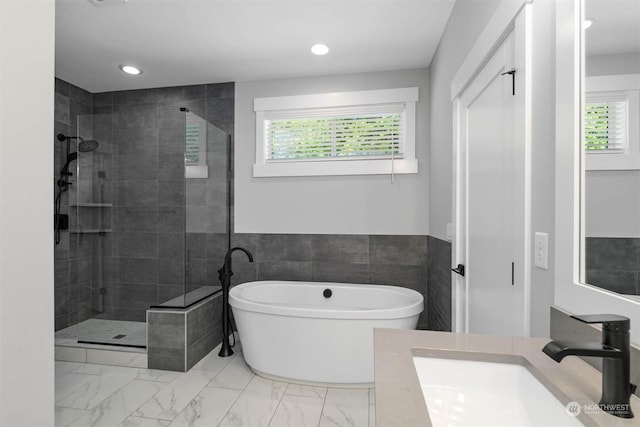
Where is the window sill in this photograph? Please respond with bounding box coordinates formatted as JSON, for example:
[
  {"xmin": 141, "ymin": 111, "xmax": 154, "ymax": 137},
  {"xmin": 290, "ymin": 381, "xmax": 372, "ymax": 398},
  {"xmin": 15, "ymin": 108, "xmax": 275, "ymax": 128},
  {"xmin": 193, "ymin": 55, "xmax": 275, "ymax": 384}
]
[
  {"xmin": 585, "ymin": 153, "xmax": 640, "ymax": 171},
  {"xmin": 253, "ymin": 158, "xmax": 418, "ymax": 178}
]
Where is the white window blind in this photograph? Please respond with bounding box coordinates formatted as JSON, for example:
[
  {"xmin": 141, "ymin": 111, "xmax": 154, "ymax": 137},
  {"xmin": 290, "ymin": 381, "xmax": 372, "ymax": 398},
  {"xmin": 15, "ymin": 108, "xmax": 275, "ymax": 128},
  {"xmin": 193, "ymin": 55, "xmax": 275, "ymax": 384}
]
[
  {"xmin": 253, "ymin": 87, "xmax": 418, "ymax": 177},
  {"xmin": 584, "ymin": 93, "xmax": 628, "ymax": 153},
  {"xmin": 185, "ymin": 112, "xmax": 206, "ymax": 165},
  {"xmin": 264, "ymin": 104, "xmax": 405, "ymax": 162}
]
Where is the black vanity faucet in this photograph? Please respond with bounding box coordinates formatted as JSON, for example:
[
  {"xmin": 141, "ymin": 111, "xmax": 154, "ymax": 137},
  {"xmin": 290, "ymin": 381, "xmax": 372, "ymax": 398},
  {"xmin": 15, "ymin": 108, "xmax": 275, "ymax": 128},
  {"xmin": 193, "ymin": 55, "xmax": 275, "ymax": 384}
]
[{"xmin": 542, "ymin": 314, "xmax": 634, "ymax": 419}]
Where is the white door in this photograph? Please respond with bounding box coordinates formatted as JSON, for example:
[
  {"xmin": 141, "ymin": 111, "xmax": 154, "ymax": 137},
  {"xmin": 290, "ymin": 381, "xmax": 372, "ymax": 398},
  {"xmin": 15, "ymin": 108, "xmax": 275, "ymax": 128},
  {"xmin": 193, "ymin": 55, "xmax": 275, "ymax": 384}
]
[{"xmin": 456, "ymin": 31, "xmax": 527, "ymax": 336}]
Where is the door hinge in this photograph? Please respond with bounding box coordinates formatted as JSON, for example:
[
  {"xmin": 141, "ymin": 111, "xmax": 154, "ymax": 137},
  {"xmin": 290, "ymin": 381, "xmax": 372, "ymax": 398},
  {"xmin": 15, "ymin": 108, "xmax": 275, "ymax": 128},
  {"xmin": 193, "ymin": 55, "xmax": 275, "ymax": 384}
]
[{"xmin": 501, "ymin": 68, "xmax": 516, "ymax": 95}]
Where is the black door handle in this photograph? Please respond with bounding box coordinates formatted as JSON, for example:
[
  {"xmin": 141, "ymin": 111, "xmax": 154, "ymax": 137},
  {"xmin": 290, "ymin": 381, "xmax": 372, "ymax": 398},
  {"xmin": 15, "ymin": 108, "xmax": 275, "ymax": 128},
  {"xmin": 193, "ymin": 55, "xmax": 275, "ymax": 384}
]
[{"xmin": 451, "ymin": 264, "xmax": 465, "ymax": 276}]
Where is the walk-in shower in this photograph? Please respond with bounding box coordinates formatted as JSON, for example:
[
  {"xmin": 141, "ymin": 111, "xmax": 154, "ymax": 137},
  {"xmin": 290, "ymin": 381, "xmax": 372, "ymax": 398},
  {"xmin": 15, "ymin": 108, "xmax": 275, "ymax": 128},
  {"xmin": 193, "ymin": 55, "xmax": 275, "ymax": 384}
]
[{"xmin": 54, "ymin": 85, "xmax": 233, "ymax": 351}]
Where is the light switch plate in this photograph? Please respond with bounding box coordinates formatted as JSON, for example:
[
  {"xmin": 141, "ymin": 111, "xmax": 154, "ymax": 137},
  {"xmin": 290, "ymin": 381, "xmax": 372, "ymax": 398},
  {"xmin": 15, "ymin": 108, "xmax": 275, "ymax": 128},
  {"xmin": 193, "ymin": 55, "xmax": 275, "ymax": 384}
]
[{"xmin": 534, "ymin": 232, "xmax": 549, "ymax": 270}]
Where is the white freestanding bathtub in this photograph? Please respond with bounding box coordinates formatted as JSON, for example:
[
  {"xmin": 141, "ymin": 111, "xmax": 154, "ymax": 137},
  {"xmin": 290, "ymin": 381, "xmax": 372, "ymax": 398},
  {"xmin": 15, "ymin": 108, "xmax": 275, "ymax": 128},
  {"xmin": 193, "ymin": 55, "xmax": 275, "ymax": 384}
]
[{"xmin": 229, "ymin": 280, "xmax": 424, "ymax": 387}]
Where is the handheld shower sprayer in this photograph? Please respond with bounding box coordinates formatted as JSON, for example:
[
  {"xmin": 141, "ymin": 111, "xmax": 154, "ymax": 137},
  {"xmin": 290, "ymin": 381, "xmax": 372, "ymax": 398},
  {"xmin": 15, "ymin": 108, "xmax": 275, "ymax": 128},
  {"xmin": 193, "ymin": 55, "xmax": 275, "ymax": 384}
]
[{"xmin": 54, "ymin": 134, "xmax": 101, "ymax": 245}]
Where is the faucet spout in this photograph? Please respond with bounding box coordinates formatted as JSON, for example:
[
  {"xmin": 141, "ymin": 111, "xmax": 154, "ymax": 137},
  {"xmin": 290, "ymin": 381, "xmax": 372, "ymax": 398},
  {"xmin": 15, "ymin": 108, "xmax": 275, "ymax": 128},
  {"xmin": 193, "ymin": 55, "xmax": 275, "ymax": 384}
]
[
  {"xmin": 542, "ymin": 314, "xmax": 634, "ymax": 419},
  {"xmin": 542, "ymin": 340, "xmax": 623, "ymax": 362}
]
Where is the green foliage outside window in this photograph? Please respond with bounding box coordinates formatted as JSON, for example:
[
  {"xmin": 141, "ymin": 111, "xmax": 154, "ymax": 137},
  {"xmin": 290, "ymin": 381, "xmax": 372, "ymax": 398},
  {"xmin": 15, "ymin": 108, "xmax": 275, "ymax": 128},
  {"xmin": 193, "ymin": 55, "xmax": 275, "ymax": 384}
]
[
  {"xmin": 268, "ymin": 114, "xmax": 401, "ymax": 160},
  {"xmin": 584, "ymin": 103, "xmax": 610, "ymax": 151}
]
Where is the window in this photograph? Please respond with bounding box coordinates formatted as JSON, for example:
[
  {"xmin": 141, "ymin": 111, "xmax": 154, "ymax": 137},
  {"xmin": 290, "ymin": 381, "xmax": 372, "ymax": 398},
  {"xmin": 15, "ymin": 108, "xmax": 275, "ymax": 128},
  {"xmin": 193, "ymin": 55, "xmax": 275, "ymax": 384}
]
[
  {"xmin": 584, "ymin": 92, "xmax": 628, "ymax": 153},
  {"xmin": 182, "ymin": 108, "xmax": 208, "ymax": 179},
  {"xmin": 584, "ymin": 75, "xmax": 640, "ymax": 171},
  {"xmin": 253, "ymin": 87, "xmax": 418, "ymax": 177}
]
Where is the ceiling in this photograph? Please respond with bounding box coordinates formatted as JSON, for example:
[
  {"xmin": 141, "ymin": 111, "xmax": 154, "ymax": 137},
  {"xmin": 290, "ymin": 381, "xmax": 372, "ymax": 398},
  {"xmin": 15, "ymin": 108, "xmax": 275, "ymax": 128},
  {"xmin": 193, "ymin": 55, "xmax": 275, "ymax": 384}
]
[
  {"xmin": 585, "ymin": 0, "xmax": 640, "ymax": 57},
  {"xmin": 55, "ymin": 0, "xmax": 456, "ymax": 93}
]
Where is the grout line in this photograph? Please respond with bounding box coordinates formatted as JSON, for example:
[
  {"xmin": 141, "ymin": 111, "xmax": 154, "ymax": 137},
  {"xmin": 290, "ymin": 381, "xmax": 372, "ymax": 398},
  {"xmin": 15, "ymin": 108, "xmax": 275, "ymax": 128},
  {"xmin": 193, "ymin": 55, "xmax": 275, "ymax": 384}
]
[
  {"xmin": 215, "ymin": 378, "xmax": 245, "ymax": 427},
  {"xmin": 316, "ymin": 388, "xmax": 329, "ymax": 427}
]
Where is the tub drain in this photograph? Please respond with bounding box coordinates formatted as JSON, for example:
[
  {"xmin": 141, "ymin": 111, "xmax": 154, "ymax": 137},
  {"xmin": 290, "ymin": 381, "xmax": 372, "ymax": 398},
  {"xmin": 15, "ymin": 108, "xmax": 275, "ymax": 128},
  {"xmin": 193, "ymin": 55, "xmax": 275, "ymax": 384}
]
[{"xmin": 323, "ymin": 288, "xmax": 332, "ymax": 298}]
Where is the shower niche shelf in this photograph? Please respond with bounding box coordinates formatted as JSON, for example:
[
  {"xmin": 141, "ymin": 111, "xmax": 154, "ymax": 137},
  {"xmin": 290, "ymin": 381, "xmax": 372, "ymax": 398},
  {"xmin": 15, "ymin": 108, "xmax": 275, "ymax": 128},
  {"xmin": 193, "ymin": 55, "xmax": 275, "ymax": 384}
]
[
  {"xmin": 70, "ymin": 229, "xmax": 112, "ymax": 234},
  {"xmin": 71, "ymin": 203, "xmax": 113, "ymax": 208}
]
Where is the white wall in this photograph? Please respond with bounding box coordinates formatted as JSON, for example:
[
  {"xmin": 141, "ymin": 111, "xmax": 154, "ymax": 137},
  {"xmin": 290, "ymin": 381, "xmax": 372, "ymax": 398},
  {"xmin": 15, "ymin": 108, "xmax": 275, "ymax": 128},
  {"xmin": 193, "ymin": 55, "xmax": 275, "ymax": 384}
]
[
  {"xmin": 429, "ymin": 0, "xmax": 557, "ymax": 337},
  {"xmin": 586, "ymin": 52, "xmax": 640, "ymax": 77},
  {"xmin": 528, "ymin": 0, "xmax": 558, "ymax": 338},
  {"xmin": 0, "ymin": 1, "xmax": 55, "ymax": 425},
  {"xmin": 428, "ymin": 0, "xmax": 501, "ymax": 241},
  {"xmin": 235, "ymin": 69, "xmax": 429, "ymax": 235},
  {"xmin": 586, "ymin": 170, "xmax": 640, "ymax": 237}
]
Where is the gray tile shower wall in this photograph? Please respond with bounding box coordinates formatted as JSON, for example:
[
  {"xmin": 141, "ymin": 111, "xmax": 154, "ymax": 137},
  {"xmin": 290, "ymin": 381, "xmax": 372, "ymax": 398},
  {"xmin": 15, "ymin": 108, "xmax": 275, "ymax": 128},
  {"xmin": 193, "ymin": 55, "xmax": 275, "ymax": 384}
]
[
  {"xmin": 54, "ymin": 78, "xmax": 94, "ymax": 331},
  {"xmin": 427, "ymin": 236, "xmax": 452, "ymax": 332},
  {"xmin": 585, "ymin": 237, "xmax": 640, "ymax": 296},
  {"xmin": 230, "ymin": 234, "xmax": 431, "ymax": 329}
]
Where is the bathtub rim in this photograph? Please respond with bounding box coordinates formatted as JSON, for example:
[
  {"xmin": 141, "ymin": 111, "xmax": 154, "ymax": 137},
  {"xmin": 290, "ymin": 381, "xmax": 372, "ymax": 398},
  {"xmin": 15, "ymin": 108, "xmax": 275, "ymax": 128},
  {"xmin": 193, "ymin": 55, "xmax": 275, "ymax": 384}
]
[{"xmin": 229, "ymin": 280, "xmax": 424, "ymax": 320}]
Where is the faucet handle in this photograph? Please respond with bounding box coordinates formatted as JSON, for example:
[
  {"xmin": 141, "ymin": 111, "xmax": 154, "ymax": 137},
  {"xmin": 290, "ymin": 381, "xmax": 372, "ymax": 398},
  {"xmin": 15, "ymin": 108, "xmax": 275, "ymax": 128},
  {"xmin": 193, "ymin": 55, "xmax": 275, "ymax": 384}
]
[{"xmin": 571, "ymin": 314, "xmax": 630, "ymax": 333}]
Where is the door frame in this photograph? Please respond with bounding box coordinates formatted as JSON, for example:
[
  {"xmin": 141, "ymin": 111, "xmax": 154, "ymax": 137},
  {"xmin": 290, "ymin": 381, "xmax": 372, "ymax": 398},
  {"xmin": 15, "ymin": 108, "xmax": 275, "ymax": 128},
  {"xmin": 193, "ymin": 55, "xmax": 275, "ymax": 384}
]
[{"xmin": 451, "ymin": 0, "xmax": 533, "ymax": 335}]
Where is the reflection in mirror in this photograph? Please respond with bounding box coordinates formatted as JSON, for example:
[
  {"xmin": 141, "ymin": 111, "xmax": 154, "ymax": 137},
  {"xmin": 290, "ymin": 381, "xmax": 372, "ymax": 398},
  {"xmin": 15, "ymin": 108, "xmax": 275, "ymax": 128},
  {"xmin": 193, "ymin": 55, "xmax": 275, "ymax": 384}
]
[{"xmin": 583, "ymin": 0, "xmax": 640, "ymax": 300}]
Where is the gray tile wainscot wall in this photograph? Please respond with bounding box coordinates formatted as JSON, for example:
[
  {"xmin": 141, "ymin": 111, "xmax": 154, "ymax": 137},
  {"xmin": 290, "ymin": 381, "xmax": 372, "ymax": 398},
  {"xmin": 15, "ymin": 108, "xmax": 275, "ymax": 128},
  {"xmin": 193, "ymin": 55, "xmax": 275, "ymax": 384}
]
[
  {"xmin": 229, "ymin": 233, "xmax": 431, "ymax": 329},
  {"xmin": 427, "ymin": 236, "xmax": 452, "ymax": 331},
  {"xmin": 585, "ymin": 237, "xmax": 640, "ymax": 296},
  {"xmin": 147, "ymin": 292, "xmax": 224, "ymax": 372},
  {"xmin": 551, "ymin": 306, "xmax": 640, "ymax": 397}
]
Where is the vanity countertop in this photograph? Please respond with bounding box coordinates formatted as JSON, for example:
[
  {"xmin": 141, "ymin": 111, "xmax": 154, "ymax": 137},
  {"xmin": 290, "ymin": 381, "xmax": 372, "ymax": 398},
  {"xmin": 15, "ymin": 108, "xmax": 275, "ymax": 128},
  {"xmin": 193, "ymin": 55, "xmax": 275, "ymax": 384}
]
[{"xmin": 374, "ymin": 328, "xmax": 640, "ymax": 427}]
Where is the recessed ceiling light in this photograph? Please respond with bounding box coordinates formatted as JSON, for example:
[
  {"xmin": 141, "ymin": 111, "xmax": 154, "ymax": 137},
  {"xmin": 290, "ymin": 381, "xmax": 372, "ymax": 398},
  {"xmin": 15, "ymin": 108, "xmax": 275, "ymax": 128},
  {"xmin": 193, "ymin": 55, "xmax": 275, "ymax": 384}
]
[
  {"xmin": 584, "ymin": 19, "xmax": 595, "ymax": 30},
  {"xmin": 311, "ymin": 43, "xmax": 329, "ymax": 56},
  {"xmin": 119, "ymin": 65, "xmax": 142, "ymax": 75}
]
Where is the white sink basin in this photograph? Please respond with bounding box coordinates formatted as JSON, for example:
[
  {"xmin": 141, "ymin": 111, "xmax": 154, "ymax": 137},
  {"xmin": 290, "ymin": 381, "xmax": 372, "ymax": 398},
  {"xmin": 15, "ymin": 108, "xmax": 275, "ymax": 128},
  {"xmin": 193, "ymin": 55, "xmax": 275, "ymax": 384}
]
[{"xmin": 413, "ymin": 356, "xmax": 584, "ymax": 427}]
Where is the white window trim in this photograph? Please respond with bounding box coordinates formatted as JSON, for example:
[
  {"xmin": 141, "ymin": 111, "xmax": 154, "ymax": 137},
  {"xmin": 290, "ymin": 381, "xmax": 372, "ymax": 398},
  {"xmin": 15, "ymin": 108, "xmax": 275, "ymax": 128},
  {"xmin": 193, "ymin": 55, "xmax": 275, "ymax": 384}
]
[
  {"xmin": 585, "ymin": 74, "xmax": 640, "ymax": 171},
  {"xmin": 253, "ymin": 87, "xmax": 419, "ymax": 177}
]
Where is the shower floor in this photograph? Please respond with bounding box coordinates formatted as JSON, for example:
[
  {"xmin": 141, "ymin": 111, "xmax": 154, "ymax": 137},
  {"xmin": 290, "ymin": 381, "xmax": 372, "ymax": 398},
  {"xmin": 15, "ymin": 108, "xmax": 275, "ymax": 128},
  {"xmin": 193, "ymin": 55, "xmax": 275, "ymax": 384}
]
[{"xmin": 55, "ymin": 319, "xmax": 146, "ymax": 348}]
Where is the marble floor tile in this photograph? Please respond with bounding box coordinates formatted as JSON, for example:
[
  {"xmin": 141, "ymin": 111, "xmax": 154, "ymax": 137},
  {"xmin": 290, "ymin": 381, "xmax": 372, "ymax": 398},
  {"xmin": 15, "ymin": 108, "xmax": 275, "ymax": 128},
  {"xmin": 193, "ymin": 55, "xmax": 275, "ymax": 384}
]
[
  {"xmin": 191, "ymin": 348, "xmax": 235, "ymax": 373},
  {"xmin": 87, "ymin": 348, "xmax": 147, "ymax": 368},
  {"xmin": 284, "ymin": 383, "xmax": 328, "ymax": 399},
  {"xmin": 71, "ymin": 363, "xmax": 116, "ymax": 376},
  {"xmin": 56, "ymin": 369, "xmax": 139, "ymax": 410},
  {"xmin": 56, "ymin": 372, "xmax": 102, "ymax": 403},
  {"xmin": 269, "ymin": 394, "xmax": 324, "ymax": 427},
  {"xmin": 219, "ymin": 376, "xmax": 287, "ymax": 427},
  {"xmin": 168, "ymin": 386, "xmax": 242, "ymax": 427},
  {"xmin": 69, "ymin": 379, "xmax": 166, "ymax": 427},
  {"xmin": 55, "ymin": 406, "xmax": 87, "ymax": 427},
  {"xmin": 319, "ymin": 388, "xmax": 370, "ymax": 427},
  {"xmin": 134, "ymin": 368, "xmax": 181, "ymax": 383},
  {"xmin": 119, "ymin": 417, "xmax": 171, "ymax": 427},
  {"xmin": 54, "ymin": 346, "xmax": 377, "ymax": 427},
  {"xmin": 133, "ymin": 369, "xmax": 218, "ymax": 420},
  {"xmin": 208, "ymin": 353, "xmax": 255, "ymax": 390},
  {"xmin": 56, "ymin": 361, "xmax": 84, "ymax": 379}
]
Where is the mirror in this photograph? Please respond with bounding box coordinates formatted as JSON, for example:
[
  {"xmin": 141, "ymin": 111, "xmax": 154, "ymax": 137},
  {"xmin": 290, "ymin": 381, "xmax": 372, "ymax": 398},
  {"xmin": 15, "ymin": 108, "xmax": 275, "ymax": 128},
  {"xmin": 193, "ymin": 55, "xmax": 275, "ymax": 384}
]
[{"xmin": 582, "ymin": 0, "xmax": 640, "ymax": 301}]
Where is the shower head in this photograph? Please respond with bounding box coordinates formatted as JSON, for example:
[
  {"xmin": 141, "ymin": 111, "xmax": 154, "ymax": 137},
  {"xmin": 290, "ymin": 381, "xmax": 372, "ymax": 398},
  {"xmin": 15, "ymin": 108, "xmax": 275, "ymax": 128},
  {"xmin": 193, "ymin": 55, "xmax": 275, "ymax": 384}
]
[
  {"xmin": 78, "ymin": 137, "xmax": 99, "ymax": 152},
  {"xmin": 56, "ymin": 134, "xmax": 99, "ymax": 152}
]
